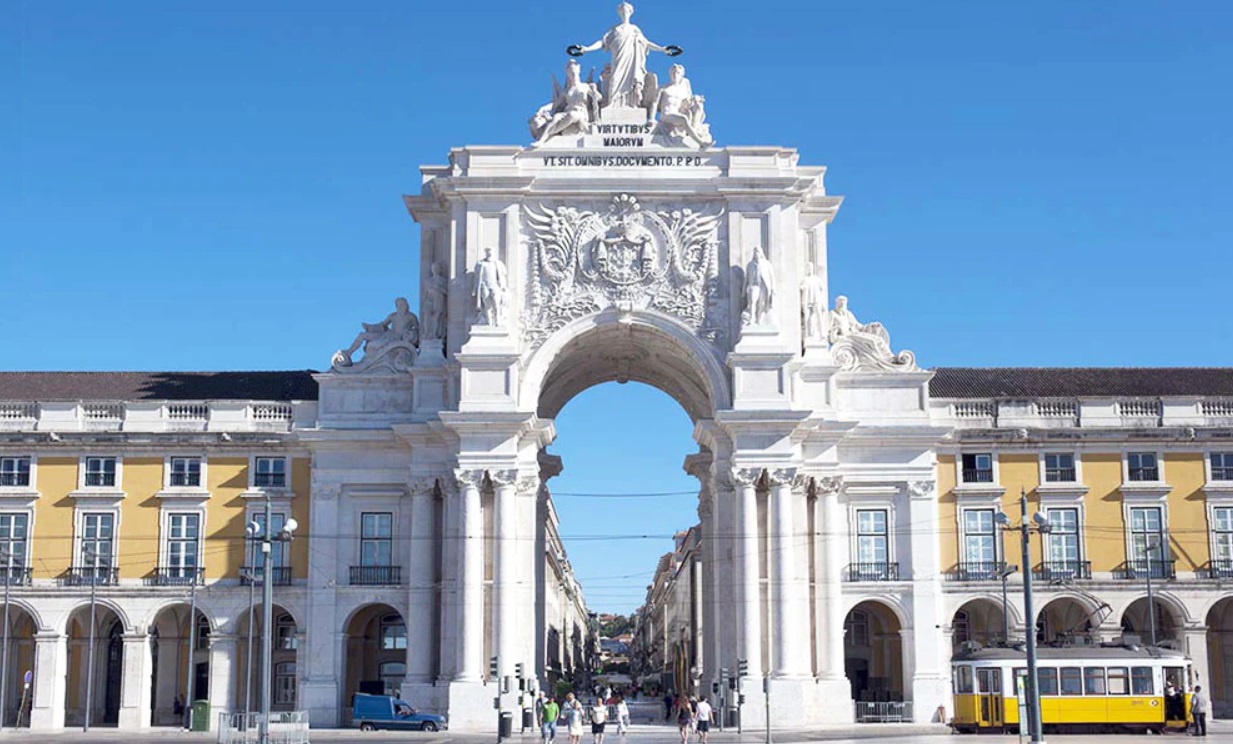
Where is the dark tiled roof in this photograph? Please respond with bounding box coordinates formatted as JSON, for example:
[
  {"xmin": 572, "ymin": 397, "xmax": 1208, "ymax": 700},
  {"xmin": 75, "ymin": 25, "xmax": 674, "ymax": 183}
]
[
  {"xmin": 931, "ymin": 368, "xmax": 1233, "ymax": 399},
  {"xmin": 0, "ymin": 371, "xmax": 319, "ymax": 402}
]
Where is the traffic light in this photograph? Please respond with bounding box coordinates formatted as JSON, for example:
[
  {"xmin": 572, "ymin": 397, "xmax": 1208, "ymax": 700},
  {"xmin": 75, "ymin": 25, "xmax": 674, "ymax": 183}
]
[
  {"xmin": 711, "ymin": 682, "xmax": 720, "ymax": 694},
  {"xmin": 515, "ymin": 662, "xmax": 525, "ymax": 679},
  {"xmin": 737, "ymin": 658, "xmax": 748, "ymax": 678},
  {"xmin": 490, "ymin": 656, "xmax": 499, "ymax": 679}
]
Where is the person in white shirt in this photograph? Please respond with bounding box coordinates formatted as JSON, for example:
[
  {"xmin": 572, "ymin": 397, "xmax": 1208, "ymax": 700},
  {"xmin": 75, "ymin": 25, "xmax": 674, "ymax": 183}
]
[
  {"xmin": 590, "ymin": 698, "xmax": 609, "ymax": 744},
  {"xmin": 694, "ymin": 697, "xmax": 714, "ymax": 743},
  {"xmin": 615, "ymin": 695, "xmax": 630, "ymax": 736}
]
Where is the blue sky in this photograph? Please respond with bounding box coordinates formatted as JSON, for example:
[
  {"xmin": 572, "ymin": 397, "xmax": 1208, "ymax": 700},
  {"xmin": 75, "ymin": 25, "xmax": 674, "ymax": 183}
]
[{"xmin": 5, "ymin": 1, "xmax": 1232, "ymax": 613}]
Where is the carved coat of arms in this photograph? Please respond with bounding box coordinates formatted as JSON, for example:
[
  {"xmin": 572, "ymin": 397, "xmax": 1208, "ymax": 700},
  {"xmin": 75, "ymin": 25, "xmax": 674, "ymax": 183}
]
[{"xmin": 522, "ymin": 194, "xmax": 725, "ymax": 349}]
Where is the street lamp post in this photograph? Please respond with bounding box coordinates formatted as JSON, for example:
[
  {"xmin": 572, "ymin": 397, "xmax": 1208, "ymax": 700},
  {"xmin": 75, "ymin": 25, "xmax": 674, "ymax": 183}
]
[
  {"xmin": 82, "ymin": 546, "xmax": 100, "ymax": 733},
  {"xmin": 254, "ymin": 495, "xmax": 297, "ymax": 744},
  {"xmin": 1144, "ymin": 544, "xmax": 1158, "ymax": 647},
  {"xmin": 181, "ymin": 560, "xmax": 200, "ymax": 730},
  {"xmin": 996, "ymin": 488, "xmax": 1052, "ymax": 744},
  {"xmin": 0, "ymin": 547, "xmax": 12, "ymax": 731},
  {"xmin": 999, "ymin": 564, "xmax": 1019, "ymax": 644}
]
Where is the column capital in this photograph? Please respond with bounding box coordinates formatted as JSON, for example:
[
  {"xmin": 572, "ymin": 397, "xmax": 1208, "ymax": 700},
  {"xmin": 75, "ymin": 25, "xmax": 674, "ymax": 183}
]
[
  {"xmin": 907, "ymin": 479, "xmax": 936, "ymax": 500},
  {"xmin": 730, "ymin": 466, "xmax": 762, "ymax": 487},
  {"xmin": 408, "ymin": 476, "xmax": 438, "ymax": 497},
  {"xmin": 453, "ymin": 468, "xmax": 486, "ymax": 490},
  {"xmin": 517, "ymin": 475, "xmax": 540, "ymax": 495},
  {"xmin": 489, "ymin": 469, "xmax": 519, "ymax": 487},
  {"xmin": 33, "ymin": 631, "xmax": 61, "ymax": 642},
  {"xmin": 815, "ymin": 475, "xmax": 843, "ymax": 497},
  {"xmin": 208, "ymin": 633, "xmax": 240, "ymax": 647},
  {"xmin": 766, "ymin": 467, "xmax": 798, "ymax": 487}
]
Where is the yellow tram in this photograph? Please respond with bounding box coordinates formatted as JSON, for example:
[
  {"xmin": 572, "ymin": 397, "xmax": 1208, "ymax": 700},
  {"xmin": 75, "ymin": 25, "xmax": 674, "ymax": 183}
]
[{"xmin": 950, "ymin": 643, "xmax": 1192, "ymax": 734}]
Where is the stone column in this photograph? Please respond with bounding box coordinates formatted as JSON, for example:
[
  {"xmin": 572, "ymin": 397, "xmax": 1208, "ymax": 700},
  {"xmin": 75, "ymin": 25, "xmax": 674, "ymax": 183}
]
[
  {"xmin": 454, "ymin": 469, "xmax": 485, "ymax": 681},
  {"xmin": 732, "ymin": 467, "xmax": 764, "ymax": 682},
  {"xmin": 406, "ymin": 477, "xmax": 438, "ymax": 684},
  {"xmin": 768, "ymin": 468, "xmax": 808, "ymax": 677},
  {"xmin": 29, "ymin": 631, "xmax": 66, "ymax": 730},
  {"xmin": 906, "ymin": 479, "xmax": 950, "ymax": 723},
  {"xmin": 117, "ymin": 631, "xmax": 153, "ymax": 729},
  {"xmin": 491, "ymin": 469, "xmax": 519, "ymax": 682},
  {"xmin": 302, "ymin": 482, "xmax": 341, "ymax": 727},
  {"xmin": 697, "ymin": 492, "xmax": 717, "ymax": 688},
  {"xmin": 206, "ymin": 633, "xmax": 237, "ymax": 730},
  {"xmin": 819, "ymin": 477, "xmax": 846, "ymax": 681}
]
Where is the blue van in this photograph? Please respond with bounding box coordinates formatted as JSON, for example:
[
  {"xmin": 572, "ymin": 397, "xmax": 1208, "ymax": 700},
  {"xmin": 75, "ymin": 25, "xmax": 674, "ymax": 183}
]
[{"xmin": 352, "ymin": 693, "xmax": 447, "ymax": 731}]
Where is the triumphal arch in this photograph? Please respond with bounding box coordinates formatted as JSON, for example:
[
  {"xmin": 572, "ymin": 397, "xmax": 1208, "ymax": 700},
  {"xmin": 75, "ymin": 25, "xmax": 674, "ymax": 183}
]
[{"xmin": 309, "ymin": 4, "xmax": 948, "ymax": 728}]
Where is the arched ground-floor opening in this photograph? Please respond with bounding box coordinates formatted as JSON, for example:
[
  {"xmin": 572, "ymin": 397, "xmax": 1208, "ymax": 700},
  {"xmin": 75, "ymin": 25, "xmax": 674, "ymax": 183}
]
[
  {"xmin": 148, "ymin": 603, "xmax": 212, "ymax": 726},
  {"xmin": 234, "ymin": 604, "xmax": 300, "ymax": 715},
  {"xmin": 0, "ymin": 603, "xmax": 37, "ymax": 727},
  {"xmin": 843, "ymin": 600, "xmax": 904, "ymax": 703},
  {"xmin": 1121, "ymin": 595, "xmax": 1184, "ymax": 647},
  {"xmin": 1207, "ymin": 597, "xmax": 1233, "ymax": 717},
  {"xmin": 951, "ymin": 598, "xmax": 1008, "ymax": 649},
  {"xmin": 65, "ymin": 603, "xmax": 125, "ymax": 727},
  {"xmin": 342, "ymin": 604, "xmax": 406, "ymax": 724},
  {"xmin": 1037, "ymin": 596, "xmax": 1098, "ymax": 645}
]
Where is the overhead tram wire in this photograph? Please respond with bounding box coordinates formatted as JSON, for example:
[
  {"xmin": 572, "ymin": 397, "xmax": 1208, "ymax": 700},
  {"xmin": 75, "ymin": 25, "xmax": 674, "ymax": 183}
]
[{"xmin": 549, "ymin": 489, "xmax": 698, "ymax": 498}]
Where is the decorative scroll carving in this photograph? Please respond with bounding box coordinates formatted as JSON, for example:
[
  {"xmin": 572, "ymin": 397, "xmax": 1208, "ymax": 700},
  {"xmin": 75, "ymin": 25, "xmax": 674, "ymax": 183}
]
[
  {"xmin": 828, "ymin": 295, "xmax": 917, "ymax": 372},
  {"xmin": 408, "ymin": 477, "xmax": 438, "ymax": 497},
  {"xmin": 331, "ymin": 298, "xmax": 420, "ymax": 373},
  {"xmin": 908, "ymin": 480, "xmax": 936, "ymax": 500},
  {"xmin": 814, "ymin": 475, "xmax": 843, "ymax": 496},
  {"xmin": 517, "ymin": 475, "xmax": 541, "ymax": 495},
  {"xmin": 766, "ymin": 468, "xmax": 797, "ymax": 488},
  {"xmin": 489, "ymin": 469, "xmax": 519, "ymax": 487},
  {"xmin": 730, "ymin": 467, "xmax": 762, "ymax": 487},
  {"xmin": 523, "ymin": 194, "xmax": 725, "ymax": 350},
  {"xmin": 453, "ymin": 469, "xmax": 486, "ymax": 491},
  {"xmin": 314, "ymin": 484, "xmax": 341, "ymax": 502}
]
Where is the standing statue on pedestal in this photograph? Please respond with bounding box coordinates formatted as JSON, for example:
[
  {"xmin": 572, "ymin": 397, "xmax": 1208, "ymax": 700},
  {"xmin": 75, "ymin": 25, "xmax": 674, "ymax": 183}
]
[
  {"xmin": 742, "ymin": 246, "xmax": 775, "ymax": 326},
  {"xmin": 800, "ymin": 262, "xmax": 826, "ymax": 340},
  {"xmin": 473, "ymin": 247, "xmax": 508, "ymax": 326},
  {"xmin": 530, "ymin": 59, "xmax": 602, "ymax": 145},
  {"xmin": 332, "ymin": 297, "xmax": 420, "ymax": 371},
  {"xmin": 570, "ymin": 2, "xmax": 681, "ymax": 112},
  {"xmin": 423, "ymin": 261, "xmax": 449, "ymax": 339},
  {"xmin": 653, "ymin": 64, "xmax": 713, "ymax": 147}
]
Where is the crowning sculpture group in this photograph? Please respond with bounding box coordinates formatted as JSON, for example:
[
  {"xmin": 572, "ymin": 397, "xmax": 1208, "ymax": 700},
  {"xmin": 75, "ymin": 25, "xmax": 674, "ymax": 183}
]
[{"xmin": 331, "ymin": 1, "xmax": 917, "ymax": 375}]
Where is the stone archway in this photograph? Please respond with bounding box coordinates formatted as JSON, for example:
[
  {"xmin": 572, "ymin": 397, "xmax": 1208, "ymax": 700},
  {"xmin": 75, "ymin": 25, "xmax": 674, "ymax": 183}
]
[
  {"xmin": 234, "ymin": 604, "xmax": 300, "ymax": 716},
  {"xmin": 1121, "ymin": 595, "xmax": 1185, "ymax": 647},
  {"xmin": 952, "ymin": 597, "xmax": 1011, "ymax": 648},
  {"xmin": 342, "ymin": 604, "xmax": 407, "ymax": 723},
  {"xmin": 843, "ymin": 600, "xmax": 906, "ymax": 704},
  {"xmin": 148, "ymin": 603, "xmax": 212, "ymax": 726},
  {"xmin": 0, "ymin": 603, "xmax": 37, "ymax": 727},
  {"xmin": 1037, "ymin": 596, "xmax": 1102, "ymax": 645},
  {"xmin": 65, "ymin": 603, "xmax": 126, "ymax": 728},
  {"xmin": 1206, "ymin": 598, "xmax": 1233, "ymax": 717}
]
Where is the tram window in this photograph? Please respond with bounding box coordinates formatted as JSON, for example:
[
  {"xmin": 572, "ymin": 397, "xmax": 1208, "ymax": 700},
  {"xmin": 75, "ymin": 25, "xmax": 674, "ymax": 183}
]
[
  {"xmin": 1108, "ymin": 667, "xmax": 1130, "ymax": 695},
  {"xmin": 1060, "ymin": 667, "xmax": 1083, "ymax": 695},
  {"xmin": 1131, "ymin": 667, "xmax": 1155, "ymax": 695},
  {"xmin": 1038, "ymin": 668, "xmax": 1059, "ymax": 696},
  {"xmin": 1084, "ymin": 668, "xmax": 1107, "ymax": 695},
  {"xmin": 955, "ymin": 665, "xmax": 974, "ymax": 694}
]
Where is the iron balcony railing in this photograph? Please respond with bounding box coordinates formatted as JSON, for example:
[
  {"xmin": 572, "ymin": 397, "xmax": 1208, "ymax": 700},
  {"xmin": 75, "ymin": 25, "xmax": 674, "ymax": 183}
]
[
  {"xmin": 0, "ymin": 566, "xmax": 31, "ymax": 586},
  {"xmin": 240, "ymin": 566, "xmax": 292, "ymax": 586},
  {"xmin": 961, "ymin": 468, "xmax": 995, "ymax": 483},
  {"xmin": 845, "ymin": 562, "xmax": 900, "ymax": 582},
  {"xmin": 1205, "ymin": 559, "xmax": 1233, "ymax": 579},
  {"xmin": 946, "ymin": 561, "xmax": 1007, "ymax": 582},
  {"xmin": 1115, "ymin": 559, "xmax": 1176, "ymax": 580},
  {"xmin": 151, "ymin": 566, "xmax": 205, "ymax": 586},
  {"xmin": 349, "ymin": 565, "xmax": 401, "ymax": 586},
  {"xmin": 1034, "ymin": 560, "xmax": 1092, "ymax": 581},
  {"xmin": 64, "ymin": 566, "xmax": 119, "ymax": 586}
]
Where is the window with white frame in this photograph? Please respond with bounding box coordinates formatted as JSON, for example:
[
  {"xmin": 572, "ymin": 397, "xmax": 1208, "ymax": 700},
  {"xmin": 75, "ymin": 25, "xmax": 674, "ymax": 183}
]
[
  {"xmin": 80, "ymin": 512, "xmax": 115, "ymax": 570},
  {"xmin": 0, "ymin": 457, "xmax": 31, "ymax": 487},
  {"xmin": 275, "ymin": 662, "xmax": 297, "ymax": 705},
  {"xmin": 381, "ymin": 613, "xmax": 407, "ymax": 650},
  {"xmin": 1213, "ymin": 507, "xmax": 1233, "ymax": 566},
  {"xmin": 1045, "ymin": 453, "xmax": 1077, "ymax": 483},
  {"xmin": 248, "ymin": 512, "xmax": 289, "ymax": 570},
  {"xmin": 1129, "ymin": 506, "xmax": 1165, "ymax": 565},
  {"xmin": 0, "ymin": 513, "xmax": 28, "ymax": 575},
  {"xmin": 961, "ymin": 453, "xmax": 994, "ymax": 484},
  {"xmin": 1212, "ymin": 453, "xmax": 1233, "ymax": 482},
  {"xmin": 84, "ymin": 457, "xmax": 117, "ymax": 487},
  {"xmin": 1046, "ymin": 508, "xmax": 1081, "ymax": 570},
  {"xmin": 169, "ymin": 457, "xmax": 202, "ymax": 488},
  {"xmin": 855, "ymin": 509, "xmax": 889, "ymax": 566},
  {"xmin": 962, "ymin": 509, "xmax": 998, "ymax": 566},
  {"xmin": 166, "ymin": 513, "xmax": 201, "ymax": 578},
  {"xmin": 360, "ymin": 512, "xmax": 393, "ymax": 566},
  {"xmin": 1127, "ymin": 453, "xmax": 1159, "ymax": 482},
  {"xmin": 276, "ymin": 612, "xmax": 298, "ymax": 650},
  {"xmin": 254, "ymin": 457, "xmax": 287, "ymax": 489}
]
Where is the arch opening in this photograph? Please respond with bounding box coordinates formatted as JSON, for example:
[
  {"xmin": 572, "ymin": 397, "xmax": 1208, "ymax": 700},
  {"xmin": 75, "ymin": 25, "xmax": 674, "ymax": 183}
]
[
  {"xmin": 951, "ymin": 598, "xmax": 1009, "ymax": 649},
  {"xmin": 1037, "ymin": 596, "xmax": 1103, "ymax": 646},
  {"xmin": 148, "ymin": 602, "xmax": 212, "ymax": 727},
  {"xmin": 0, "ymin": 605, "xmax": 37, "ymax": 727},
  {"xmin": 342, "ymin": 604, "xmax": 407, "ymax": 724},
  {"xmin": 1206, "ymin": 598, "xmax": 1233, "ymax": 717},
  {"xmin": 1121, "ymin": 596, "xmax": 1185, "ymax": 647},
  {"xmin": 65, "ymin": 604, "xmax": 126, "ymax": 728},
  {"xmin": 234, "ymin": 604, "xmax": 300, "ymax": 716},
  {"xmin": 844, "ymin": 600, "xmax": 905, "ymax": 705}
]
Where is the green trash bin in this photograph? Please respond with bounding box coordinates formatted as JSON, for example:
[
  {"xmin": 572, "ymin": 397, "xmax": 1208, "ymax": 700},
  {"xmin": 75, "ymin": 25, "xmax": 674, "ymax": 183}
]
[{"xmin": 190, "ymin": 700, "xmax": 211, "ymax": 732}]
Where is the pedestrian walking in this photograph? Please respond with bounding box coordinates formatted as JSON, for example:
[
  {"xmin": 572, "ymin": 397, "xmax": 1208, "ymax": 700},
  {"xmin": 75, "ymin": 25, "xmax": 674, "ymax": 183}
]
[
  {"xmin": 694, "ymin": 696, "xmax": 714, "ymax": 744},
  {"xmin": 590, "ymin": 698, "xmax": 609, "ymax": 744},
  {"xmin": 664, "ymin": 692, "xmax": 675, "ymax": 721},
  {"xmin": 676, "ymin": 696, "xmax": 694, "ymax": 744},
  {"xmin": 542, "ymin": 696, "xmax": 561, "ymax": 744},
  {"xmin": 566, "ymin": 694, "xmax": 585, "ymax": 744},
  {"xmin": 615, "ymin": 695, "xmax": 630, "ymax": 736},
  {"xmin": 1191, "ymin": 684, "xmax": 1209, "ymax": 737}
]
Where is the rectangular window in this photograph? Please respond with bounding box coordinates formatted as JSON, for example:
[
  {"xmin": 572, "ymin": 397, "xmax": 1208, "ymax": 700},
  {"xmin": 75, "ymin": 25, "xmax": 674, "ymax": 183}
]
[
  {"xmin": 1212, "ymin": 453, "xmax": 1233, "ymax": 482},
  {"xmin": 1108, "ymin": 667, "xmax": 1129, "ymax": 695},
  {"xmin": 167, "ymin": 513, "xmax": 200, "ymax": 577},
  {"xmin": 254, "ymin": 457, "xmax": 287, "ymax": 488},
  {"xmin": 1084, "ymin": 667, "xmax": 1107, "ymax": 695},
  {"xmin": 381, "ymin": 614, "xmax": 407, "ymax": 650},
  {"xmin": 0, "ymin": 514, "xmax": 28, "ymax": 573},
  {"xmin": 1059, "ymin": 667, "xmax": 1083, "ymax": 695},
  {"xmin": 275, "ymin": 662, "xmax": 297, "ymax": 705},
  {"xmin": 963, "ymin": 509, "xmax": 997, "ymax": 565},
  {"xmin": 81, "ymin": 513, "xmax": 115, "ymax": 568},
  {"xmin": 1038, "ymin": 668, "xmax": 1059, "ymax": 696},
  {"xmin": 249, "ymin": 512, "xmax": 289, "ymax": 568},
  {"xmin": 855, "ymin": 509, "xmax": 888, "ymax": 564},
  {"xmin": 0, "ymin": 457, "xmax": 31, "ymax": 488},
  {"xmin": 360, "ymin": 512, "xmax": 393, "ymax": 566},
  {"xmin": 1214, "ymin": 507, "xmax": 1233, "ymax": 563},
  {"xmin": 1045, "ymin": 453, "xmax": 1077, "ymax": 482},
  {"xmin": 1046, "ymin": 507, "xmax": 1081, "ymax": 568},
  {"xmin": 1128, "ymin": 452, "xmax": 1159, "ymax": 482},
  {"xmin": 1131, "ymin": 666, "xmax": 1155, "ymax": 695},
  {"xmin": 961, "ymin": 453, "xmax": 994, "ymax": 483},
  {"xmin": 1130, "ymin": 506, "xmax": 1165, "ymax": 564},
  {"xmin": 84, "ymin": 457, "xmax": 117, "ymax": 487},
  {"xmin": 169, "ymin": 457, "xmax": 201, "ymax": 488}
]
